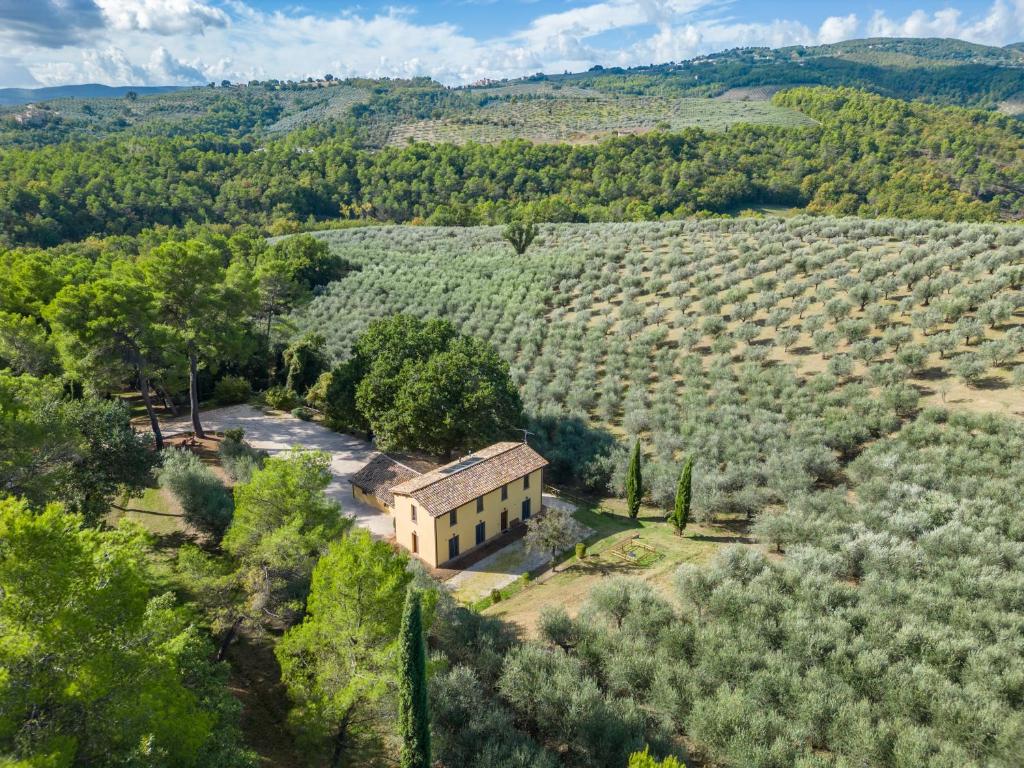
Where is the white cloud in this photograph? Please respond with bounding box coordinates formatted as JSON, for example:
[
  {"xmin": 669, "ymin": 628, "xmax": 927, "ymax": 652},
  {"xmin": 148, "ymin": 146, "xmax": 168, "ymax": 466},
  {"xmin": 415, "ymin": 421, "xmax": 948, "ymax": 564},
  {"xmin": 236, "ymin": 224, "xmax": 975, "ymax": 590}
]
[
  {"xmin": 868, "ymin": 8, "xmax": 962, "ymax": 38},
  {"xmin": 8, "ymin": 0, "xmax": 1024, "ymax": 88},
  {"xmin": 818, "ymin": 14, "xmax": 859, "ymax": 44},
  {"xmin": 0, "ymin": 0, "xmax": 227, "ymax": 49},
  {"xmin": 868, "ymin": 0, "xmax": 1024, "ymax": 45},
  {"xmin": 95, "ymin": 0, "xmax": 229, "ymax": 34},
  {"xmin": 32, "ymin": 45, "xmax": 208, "ymax": 86},
  {"xmin": 0, "ymin": 0, "xmax": 105, "ymax": 48}
]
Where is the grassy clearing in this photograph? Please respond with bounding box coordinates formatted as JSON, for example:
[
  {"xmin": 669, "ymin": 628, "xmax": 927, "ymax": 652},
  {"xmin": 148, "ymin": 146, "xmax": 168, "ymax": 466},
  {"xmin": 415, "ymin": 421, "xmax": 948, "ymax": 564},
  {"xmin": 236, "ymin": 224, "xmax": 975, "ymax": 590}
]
[
  {"xmin": 386, "ymin": 96, "xmax": 814, "ymax": 145},
  {"xmin": 484, "ymin": 496, "xmax": 752, "ymax": 636},
  {"xmin": 110, "ymin": 485, "xmax": 185, "ymax": 537}
]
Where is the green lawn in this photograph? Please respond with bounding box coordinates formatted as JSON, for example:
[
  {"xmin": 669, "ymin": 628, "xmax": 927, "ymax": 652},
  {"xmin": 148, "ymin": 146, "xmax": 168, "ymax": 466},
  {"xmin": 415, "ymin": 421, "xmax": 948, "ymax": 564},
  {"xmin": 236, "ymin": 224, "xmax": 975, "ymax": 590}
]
[
  {"xmin": 109, "ymin": 485, "xmax": 186, "ymax": 537},
  {"xmin": 484, "ymin": 494, "xmax": 754, "ymax": 634}
]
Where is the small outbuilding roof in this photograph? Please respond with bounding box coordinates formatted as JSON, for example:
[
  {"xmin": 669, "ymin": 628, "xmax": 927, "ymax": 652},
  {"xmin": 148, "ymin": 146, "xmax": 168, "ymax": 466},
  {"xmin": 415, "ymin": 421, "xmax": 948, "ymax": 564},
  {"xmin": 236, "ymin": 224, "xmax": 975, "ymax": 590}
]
[
  {"xmin": 391, "ymin": 442, "xmax": 548, "ymax": 517},
  {"xmin": 350, "ymin": 454, "xmax": 422, "ymax": 508}
]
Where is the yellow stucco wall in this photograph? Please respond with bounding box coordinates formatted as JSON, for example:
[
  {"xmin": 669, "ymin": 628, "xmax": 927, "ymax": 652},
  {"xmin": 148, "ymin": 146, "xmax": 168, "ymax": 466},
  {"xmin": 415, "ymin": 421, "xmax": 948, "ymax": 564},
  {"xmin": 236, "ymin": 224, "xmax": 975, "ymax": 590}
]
[
  {"xmin": 394, "ymin": 493, "xmax": 437, "ymax": 565},
  {"xmin": 393, "ymin": 467, "xmax": 543, "ymax": 567},
  {"xmin": 352, "ymin": 485, "xmax": 391, "ymax": 515}
]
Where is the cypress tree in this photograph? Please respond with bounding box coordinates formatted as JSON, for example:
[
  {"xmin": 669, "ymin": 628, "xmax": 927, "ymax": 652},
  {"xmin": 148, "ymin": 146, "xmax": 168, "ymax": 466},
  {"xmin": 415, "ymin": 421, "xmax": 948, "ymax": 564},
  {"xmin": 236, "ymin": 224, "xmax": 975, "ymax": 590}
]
[
  {"xmin": 671, "ymin": 456, "xmax": 693, "ymax": 536},
  {"xmin": 398, "ymin": 587, "xmax": 430, "ymax": 768},
  {"xmin": 626, "ymin": 439, "xmax": 642, "ymax": 519}
]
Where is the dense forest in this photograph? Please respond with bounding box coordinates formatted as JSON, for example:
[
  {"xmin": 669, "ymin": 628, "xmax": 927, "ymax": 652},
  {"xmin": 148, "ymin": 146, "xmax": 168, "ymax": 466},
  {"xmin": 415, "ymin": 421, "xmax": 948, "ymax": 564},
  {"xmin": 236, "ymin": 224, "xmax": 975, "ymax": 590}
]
[{"xmin": 1, "ymin": 87, "xmax": 1023, "ymax": 248}]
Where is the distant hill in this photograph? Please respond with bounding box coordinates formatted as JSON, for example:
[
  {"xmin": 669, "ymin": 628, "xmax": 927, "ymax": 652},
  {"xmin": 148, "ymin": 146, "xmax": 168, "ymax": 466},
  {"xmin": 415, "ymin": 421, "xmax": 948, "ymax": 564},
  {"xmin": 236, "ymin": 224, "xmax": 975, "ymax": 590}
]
[
  {"xmin": 0, "ymin": 84, "xmax": 182, "ymax": 107},
  {"xmin": 1, "ymin": 38, "xmax": 1021, "ymax": 149},
  {"xmin": 511, "ymin": 37, "xmax": 1024, "ymax": 111},
  {"xmin": 780, "ymin": 37, "xmax": 1024, "ymax": 66}
]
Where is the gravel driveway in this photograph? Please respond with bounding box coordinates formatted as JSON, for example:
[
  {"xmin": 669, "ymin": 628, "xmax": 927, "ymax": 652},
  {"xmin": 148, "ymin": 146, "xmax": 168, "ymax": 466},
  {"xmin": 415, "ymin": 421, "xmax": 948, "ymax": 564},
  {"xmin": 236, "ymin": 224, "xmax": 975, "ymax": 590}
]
[{"xmin": 161, "ymin": 405, "xmax": 395, "ymax": 538}]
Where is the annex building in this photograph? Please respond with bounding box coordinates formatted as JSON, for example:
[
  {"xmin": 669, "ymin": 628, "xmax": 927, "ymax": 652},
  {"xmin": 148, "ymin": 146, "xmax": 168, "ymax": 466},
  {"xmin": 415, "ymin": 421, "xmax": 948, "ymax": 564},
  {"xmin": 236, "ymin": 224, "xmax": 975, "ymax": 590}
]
[{"xmin": 350, "ymin": 442, "xmax": 548, "ymax": 568}]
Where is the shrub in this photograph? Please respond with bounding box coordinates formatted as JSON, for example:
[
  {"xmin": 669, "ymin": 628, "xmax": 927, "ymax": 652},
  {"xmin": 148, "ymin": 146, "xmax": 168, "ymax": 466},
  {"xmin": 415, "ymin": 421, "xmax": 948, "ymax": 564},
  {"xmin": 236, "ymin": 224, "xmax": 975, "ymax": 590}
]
[
  {"xmin": 219, "ymin": 434, "xmax": 267, "ymax": 484},
  {"xmin": 213, "ymin": 375, "xmax": 251, "ymax": 405},
  {"xmin": 282, "ymin": 333, "xmax": 328, "ymax": 397},
  {"xmin": 575, "ymin": 542, "xmax": 587, "ymax": 560},
  {"xmin": 158, "ymin": 449, "xmax": 233, "ymax": 539},
  {"xmin": 490, "ymin": 588, "xmax": 503, "ymax": 603},
  {"xmin": 292, "ymin": 406, "xmax": 316, "ymax": 421},
  {"xmin": 264, "ymin": 385, "xmax": 298, "ymax": 410}
]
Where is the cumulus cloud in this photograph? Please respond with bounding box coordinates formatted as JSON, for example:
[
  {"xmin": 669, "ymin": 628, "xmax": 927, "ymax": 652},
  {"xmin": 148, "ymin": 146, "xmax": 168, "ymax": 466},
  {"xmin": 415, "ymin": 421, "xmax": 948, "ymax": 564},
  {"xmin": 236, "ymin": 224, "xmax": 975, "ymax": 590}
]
[
  {"xmin": 868, "ymin": 0, "xmax": 1024, "ymax": 45},
  {"xmin": 95, "ymin": 0, "xmax": 228, "ymax": 34},
  {"xmin": 0, "ymin": 58, "xmax": 42, "ymax": 88},
  {"xmin": 818, "ymin": 14, "xmax": 860, "ymax": 44},
  {"xmin": 0, "ymin": 0, "xmax": 227, "ymax": 49},
  {"xmin": 32, "ymin": 45, "xmax": 208, "ymax": 86},
  {"xmin": 8, "ymin": 0, "xmax": 1024, "ymax": 88},
  {"xmin": 0, "ymin": 0, "xmax": 105, "ymax": 47}
]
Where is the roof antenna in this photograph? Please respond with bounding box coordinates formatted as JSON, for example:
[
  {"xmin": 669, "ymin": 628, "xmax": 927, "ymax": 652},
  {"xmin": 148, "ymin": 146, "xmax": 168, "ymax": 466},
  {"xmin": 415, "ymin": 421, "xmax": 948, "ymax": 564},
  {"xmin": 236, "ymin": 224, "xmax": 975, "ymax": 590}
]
[{"xmin": 516, "ymin": 428, "xmax": 535, "ymax": 444}]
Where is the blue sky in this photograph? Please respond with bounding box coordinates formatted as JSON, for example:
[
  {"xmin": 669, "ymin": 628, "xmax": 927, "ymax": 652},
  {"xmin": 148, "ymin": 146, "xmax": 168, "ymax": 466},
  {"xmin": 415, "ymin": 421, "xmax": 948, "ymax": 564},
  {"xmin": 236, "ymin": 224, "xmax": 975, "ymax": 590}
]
[
  {"xmin": 0, "ymin": 0, "xmax": 1021, "ymax": 88},
  {"xmin": 245, "ymin": 0, "xmax": 983, "ymax": 39}
]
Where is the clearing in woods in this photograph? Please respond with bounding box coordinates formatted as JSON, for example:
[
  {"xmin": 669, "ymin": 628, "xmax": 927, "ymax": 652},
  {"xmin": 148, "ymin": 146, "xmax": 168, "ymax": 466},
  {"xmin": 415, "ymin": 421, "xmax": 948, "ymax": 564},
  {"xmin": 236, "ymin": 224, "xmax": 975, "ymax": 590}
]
[{"xmin": 386, "ymin": 95, "xmax": 814, "ymax": 145}]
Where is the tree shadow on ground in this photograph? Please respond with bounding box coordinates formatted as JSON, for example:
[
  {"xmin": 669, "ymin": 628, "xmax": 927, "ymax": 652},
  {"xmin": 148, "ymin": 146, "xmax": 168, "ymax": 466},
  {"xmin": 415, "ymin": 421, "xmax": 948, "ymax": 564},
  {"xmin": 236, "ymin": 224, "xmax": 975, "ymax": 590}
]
[
  {"xmin": 689, "ymin": 533, "xmax": 756, "ymax": 545},
  {"xmin": 691, "ymin": 516, "xmax": 755, "ymax": 545},
  {"xmin": 973, "ymin": 375, "xmax": 1009, "ymax": 390},
  {"xmin": 226, "ymin": 631, "xmax": 303, "ymax": 768},
  {"xmin": 526, "ymin": 414, "xmax": 618, "ymax": 489},
  {"xmin": 570, "ymin": 557, "xmax": 650, "ymax": 578},
  {"xmin": 914, "ymin": 365, "xmax": 948, "ymax": 381}
]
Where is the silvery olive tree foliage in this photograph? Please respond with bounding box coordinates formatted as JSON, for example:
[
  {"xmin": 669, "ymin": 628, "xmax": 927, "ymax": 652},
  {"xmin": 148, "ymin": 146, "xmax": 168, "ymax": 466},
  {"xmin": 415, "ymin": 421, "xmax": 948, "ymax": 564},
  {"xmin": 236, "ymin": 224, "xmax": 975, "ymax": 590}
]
[
  {"xmin": 292, "ymin": 217, "xmax": 1024, "ymax": 516},
  {"xmin": 425, "ymin": 410, "xmax": 1024, "ymax": 768}
]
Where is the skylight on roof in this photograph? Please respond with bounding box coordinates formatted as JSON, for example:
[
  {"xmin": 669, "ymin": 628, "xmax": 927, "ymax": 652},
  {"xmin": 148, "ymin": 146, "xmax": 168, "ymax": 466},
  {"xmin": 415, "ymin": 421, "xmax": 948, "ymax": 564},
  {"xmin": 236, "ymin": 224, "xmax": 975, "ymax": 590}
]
[{"xmin": 438, "ymin": 455, "xmax": 485, "ymax": 475}]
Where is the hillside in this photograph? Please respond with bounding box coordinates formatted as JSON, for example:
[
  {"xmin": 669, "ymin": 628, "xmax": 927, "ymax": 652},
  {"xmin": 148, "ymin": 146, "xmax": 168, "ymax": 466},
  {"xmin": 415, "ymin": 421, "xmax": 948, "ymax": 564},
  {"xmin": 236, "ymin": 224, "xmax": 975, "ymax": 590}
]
[
  {"xmin": 780, "ymin": 37, "xmax": 1024, "ymax": 66},
  {"xmin": 6, "ymin": 28, "xmax": 1024, "ymax": 768},
  {"xmin": 526, "ymin": 37, "xmax": 1024, "ymax": 110},
  {"xmin": 2, "ymin": 38, "xmax": 1022, "ymax": 150},
  {"xmin": 280, "ymin": 217, "xmax": 1024, "ymax": 765},
  {"xmin": 1, "ymin": 87, "xmax": 1022, "ymax": 247},
  {"xmin": 295, "ymin": 217, "xmax": 1024, "ymax": 490},
  {"xmin": 0, "ymin": 83, "xmax": 373, "ymax": 147},
  {"xmin": 383, "ymin": 93, "xmax": 813, "ymax": 146},
  {"xmin": 0, "ymin": 83, "xmax": 182, "ymax": 107}
]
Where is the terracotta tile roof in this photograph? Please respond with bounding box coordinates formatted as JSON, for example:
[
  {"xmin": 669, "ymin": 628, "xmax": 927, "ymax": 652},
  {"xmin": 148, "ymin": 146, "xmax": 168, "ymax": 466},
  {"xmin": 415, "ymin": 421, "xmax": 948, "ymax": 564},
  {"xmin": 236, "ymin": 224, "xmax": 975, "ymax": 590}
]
[
  {"xmin": 350, "ymin": 454, "xmax": 422, "ymax": 508},
  {"xmin": 391, "ymin": 442, "xmax": 548, "ymax": 517}
]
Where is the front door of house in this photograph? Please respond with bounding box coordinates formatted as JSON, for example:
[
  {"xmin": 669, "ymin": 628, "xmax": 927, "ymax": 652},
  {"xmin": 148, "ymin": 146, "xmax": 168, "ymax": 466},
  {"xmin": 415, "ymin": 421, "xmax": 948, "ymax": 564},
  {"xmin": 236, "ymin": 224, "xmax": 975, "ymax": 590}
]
[
  {"xmin": 475, "ymin": 521, "xmax": 486, "ymax": 546},
  {"xmin": 448, "ymin": 535, "xmax": 459, "ymax": 561},
  {"xmin": 501, "ymin": 510, "xmax": 508, "ymax": 530},
  {"xmin": 521, "ymin": 498, "xmax": 531, "ymax": 520}
]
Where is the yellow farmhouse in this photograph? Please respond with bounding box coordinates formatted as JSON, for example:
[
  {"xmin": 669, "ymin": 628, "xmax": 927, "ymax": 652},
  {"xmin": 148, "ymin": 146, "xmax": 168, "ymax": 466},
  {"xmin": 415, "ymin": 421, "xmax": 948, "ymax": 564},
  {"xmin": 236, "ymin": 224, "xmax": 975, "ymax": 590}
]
[{"xmin": 350, "ymin": 442, "xmax": 548, "ymax": 568}]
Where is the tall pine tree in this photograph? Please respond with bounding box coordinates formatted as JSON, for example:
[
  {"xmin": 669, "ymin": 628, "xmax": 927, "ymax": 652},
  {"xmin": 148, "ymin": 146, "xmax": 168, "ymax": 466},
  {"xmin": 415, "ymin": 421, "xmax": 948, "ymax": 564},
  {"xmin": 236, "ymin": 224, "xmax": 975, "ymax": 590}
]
[
  {"xmin": 670, "ymin": 456, "xmax": 693, "ymax": 536},
  {"xmin": 398, "ymin": 587, "xmax": 431, "ymax": 768},
  {"xmin": 626, "ymin": 439, "xmax": 642, "ymax": 519}
]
